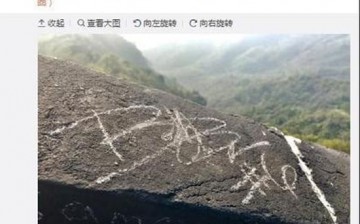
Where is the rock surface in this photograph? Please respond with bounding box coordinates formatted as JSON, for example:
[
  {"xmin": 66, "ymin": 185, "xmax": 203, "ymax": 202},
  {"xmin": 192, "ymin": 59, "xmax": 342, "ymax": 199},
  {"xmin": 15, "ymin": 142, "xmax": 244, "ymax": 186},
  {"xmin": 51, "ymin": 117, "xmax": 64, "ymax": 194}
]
[{"xmin": 38, "ymin": 56, "xmax": 350, "ymax": 224}]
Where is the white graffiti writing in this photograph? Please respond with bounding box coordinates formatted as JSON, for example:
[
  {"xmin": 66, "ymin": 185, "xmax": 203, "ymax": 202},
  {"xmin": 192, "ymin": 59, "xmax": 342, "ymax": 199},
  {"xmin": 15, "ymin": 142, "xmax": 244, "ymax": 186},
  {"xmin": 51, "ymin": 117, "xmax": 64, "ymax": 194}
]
[
  {"xmin": 285, "ymin": 136, "xmax": 338, "ymax": 224},
  {"xmin": 230, "ymin": 152, "xmax": 297, "ymax": 204},
  {"xmin": 49, "ymin": 105, "xmax": 294, "ymax": 205}
]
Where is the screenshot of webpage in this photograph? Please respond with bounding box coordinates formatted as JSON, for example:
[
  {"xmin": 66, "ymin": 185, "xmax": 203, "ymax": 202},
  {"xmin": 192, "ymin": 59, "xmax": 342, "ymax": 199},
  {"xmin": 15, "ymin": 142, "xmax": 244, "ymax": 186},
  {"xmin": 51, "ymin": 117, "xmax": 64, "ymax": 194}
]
[{"xmin": 0, "ymin": 1, "xmax": 358, "ymax": 223}]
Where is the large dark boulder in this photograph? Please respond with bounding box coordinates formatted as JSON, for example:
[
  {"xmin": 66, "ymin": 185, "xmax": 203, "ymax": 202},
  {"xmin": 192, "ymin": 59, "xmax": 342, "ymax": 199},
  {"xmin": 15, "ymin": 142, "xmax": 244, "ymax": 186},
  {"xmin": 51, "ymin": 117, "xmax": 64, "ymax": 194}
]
[{"xmin": 38, "ymin": 56, "xmax": 349, "ymax": 224}]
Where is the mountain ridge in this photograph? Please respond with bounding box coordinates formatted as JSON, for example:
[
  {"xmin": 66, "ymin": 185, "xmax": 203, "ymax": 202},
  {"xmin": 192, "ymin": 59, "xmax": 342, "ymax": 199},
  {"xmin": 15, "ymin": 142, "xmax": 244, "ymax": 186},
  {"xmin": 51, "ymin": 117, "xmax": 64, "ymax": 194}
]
[
  {"xmin": 38, "ymin": 34, "xmax": 207, "ymax": 106},
  {"xmin": 144, "ymin": 34, "xmax": 350, "ymax": 152}
]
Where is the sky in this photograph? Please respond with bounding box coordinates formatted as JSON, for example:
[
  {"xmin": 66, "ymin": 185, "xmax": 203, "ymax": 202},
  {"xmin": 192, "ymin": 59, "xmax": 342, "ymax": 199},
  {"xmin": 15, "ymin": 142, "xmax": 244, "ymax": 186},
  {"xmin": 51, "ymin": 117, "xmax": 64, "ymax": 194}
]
[{"xmin": 121, "ymin": 34, "xmax": 250, "ymax": 50}]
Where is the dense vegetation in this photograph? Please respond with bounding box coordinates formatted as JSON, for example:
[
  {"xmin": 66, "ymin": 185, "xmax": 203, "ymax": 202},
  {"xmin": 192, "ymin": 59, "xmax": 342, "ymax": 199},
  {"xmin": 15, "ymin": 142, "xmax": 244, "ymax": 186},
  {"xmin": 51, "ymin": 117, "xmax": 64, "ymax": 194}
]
[
  {"xmin": 145, "ymin": 35, "xmax": 350, "ymax": 153},
  {"xmin": 38, "ymin": 34, "xmax": 207, "ymax": 106}
]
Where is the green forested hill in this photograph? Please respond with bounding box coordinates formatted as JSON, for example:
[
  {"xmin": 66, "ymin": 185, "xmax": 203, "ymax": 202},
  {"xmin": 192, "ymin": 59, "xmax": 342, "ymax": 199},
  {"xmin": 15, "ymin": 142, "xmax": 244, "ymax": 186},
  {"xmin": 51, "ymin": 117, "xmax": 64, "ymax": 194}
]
[
  {"xmin": 145, "ymin": 35, "xmax": 350, "ymax": 80},
  {"xmin": 214, "ymin": 75, "xmax": 350, "ymax": 152},
  {"xmin": 144, "ymin": 35, "xmax": 350, "ymax": 152},
  {"xmin": 38, "ymin": 34, "xmax": 206, "ymax": 106}
]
